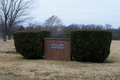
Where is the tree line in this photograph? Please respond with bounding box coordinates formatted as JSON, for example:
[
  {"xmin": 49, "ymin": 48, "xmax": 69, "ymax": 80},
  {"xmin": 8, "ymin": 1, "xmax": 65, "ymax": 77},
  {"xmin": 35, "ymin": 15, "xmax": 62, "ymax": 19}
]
[
  {"xmin": 26, "ymin": 23, "xmax": 120, "ymax": 40},
  {"xmin": 0, "ymin": 0, "xmax": 119, "ymax": 41},
  {"xmin": 0, "ymin": 15, "xmax": 120, "ymax": 40}
]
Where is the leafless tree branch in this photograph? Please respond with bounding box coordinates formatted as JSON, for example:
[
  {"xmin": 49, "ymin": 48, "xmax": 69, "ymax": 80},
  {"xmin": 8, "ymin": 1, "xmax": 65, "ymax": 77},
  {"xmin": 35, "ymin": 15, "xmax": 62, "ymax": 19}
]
[
  {"xmin": 44, "ymin": 15, "xmax": 63, "ymax": 32},
  {"xmin": 0, "ymin": 0, "xmax": 34, "ymax": 41}
]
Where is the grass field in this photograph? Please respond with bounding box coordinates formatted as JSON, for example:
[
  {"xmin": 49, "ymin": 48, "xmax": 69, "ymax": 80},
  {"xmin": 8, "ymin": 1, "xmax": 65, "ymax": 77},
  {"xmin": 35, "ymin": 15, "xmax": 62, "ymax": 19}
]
[{"xmin": 0, "ymin": 40, "xmax": 120, "ymax": 80}]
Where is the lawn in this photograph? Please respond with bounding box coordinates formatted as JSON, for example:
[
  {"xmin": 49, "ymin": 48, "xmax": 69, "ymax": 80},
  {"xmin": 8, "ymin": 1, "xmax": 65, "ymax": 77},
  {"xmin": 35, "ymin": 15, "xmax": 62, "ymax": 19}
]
[{"xmin": 0, "ymin": 40, "xmax": 120, "ymax": 80}]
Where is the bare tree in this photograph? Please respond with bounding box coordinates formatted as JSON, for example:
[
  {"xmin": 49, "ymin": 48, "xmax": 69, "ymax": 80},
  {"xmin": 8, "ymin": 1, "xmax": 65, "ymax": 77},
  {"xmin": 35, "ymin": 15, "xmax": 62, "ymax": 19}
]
[
  {"xmin": 26, "ymin": 22, "xmax": 42, "ymax": 30},
  {"xmin": 0, "ymin": 0, "xmax": 33, "ymax": 41},
  {"xmin": 0, "ymin": 22, "xmax": 3, "ymax": 39},
  {"xmin": 105, "ymin": 24, "xmax": 112, "ymax": 30},
  {"xmin": 17, "ymin": 25, "xmax": 25, "ymax": 31},
  {"xmin": 44, "ymin": 15, "xmax": 63, "ymax": 36},
  {"xmin": 7, "ymin": 25, "xmax": 24, "ymax": 40}
]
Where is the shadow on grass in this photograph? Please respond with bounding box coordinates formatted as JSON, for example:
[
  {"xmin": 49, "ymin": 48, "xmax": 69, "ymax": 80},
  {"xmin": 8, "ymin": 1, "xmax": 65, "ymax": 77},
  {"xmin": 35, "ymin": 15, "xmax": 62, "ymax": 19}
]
[
  {"xmin": 71, "ymin": 59, "xmax": 115, "ymax": 64},
  {"xmin": 104, "ymin": 60, "xmax": 114, "ymax": 63},
  {"xmin": 20, "ymin": 56, "xmax": 45, "ymax": 61},
  {"xmin": 1, "ymin": 51, "xmax": 18, "ymax": 54},
  {"xmin": 2, "ymin": 51, "xmax": 115, "ymax": 63}
]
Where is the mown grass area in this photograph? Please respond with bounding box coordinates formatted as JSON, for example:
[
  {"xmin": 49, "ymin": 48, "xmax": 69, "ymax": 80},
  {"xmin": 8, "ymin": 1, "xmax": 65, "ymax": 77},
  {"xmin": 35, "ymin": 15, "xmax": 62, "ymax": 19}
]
[{"xmin": 0, "ymin": 40, "xmax": 120, "ymax": 80}]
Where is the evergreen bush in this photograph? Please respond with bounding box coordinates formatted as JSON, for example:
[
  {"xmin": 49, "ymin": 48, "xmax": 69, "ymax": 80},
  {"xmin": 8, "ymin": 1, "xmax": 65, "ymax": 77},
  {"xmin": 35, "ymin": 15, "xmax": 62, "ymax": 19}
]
[
  {"xmin": 13, "ymin": 30, "xmax": 50, "ymax": 59},
  {"xmin": 71, "ymin": 30, "xmax": 112, "ymax": 62}
]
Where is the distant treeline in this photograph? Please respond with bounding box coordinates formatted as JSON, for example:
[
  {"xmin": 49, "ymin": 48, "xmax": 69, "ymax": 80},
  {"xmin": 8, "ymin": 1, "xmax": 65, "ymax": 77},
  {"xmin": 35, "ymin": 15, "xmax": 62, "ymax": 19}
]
[{"xmin": 0, "ymin": 23, "xmax": 120, "ymax": 40}]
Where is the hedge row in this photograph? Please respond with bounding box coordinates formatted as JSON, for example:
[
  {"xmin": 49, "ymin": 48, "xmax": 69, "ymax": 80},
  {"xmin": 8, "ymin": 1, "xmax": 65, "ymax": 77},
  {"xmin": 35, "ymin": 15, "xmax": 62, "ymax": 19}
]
[
  {"xmin": 71, "ymin": 30, "xmax": 112, "ymax": 62},
  {"xmin": 13, "ymin": 29, "xmax": 112, "ymax": 63},
  {"xmin": 13, "ymin": 30, "xmax": 50, "ymax": 59}
]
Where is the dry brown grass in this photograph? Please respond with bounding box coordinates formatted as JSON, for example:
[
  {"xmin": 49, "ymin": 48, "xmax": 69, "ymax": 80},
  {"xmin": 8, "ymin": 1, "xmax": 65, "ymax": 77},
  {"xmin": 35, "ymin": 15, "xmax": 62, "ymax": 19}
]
[{"xmin": 0, "ymin": 40, "xmax": 120, "ymax": 80}]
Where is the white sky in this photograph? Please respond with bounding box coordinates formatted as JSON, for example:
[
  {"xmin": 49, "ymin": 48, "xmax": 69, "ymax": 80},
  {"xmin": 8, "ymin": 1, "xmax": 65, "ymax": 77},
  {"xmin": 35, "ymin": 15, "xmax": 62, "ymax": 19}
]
[{"xmin": 30, "ymin": 0, "xmax": 120, "ymax": 28}]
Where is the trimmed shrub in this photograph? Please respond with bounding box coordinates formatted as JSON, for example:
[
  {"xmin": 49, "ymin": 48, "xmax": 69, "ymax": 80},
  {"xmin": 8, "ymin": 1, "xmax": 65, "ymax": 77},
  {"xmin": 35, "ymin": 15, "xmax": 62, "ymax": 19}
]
[
  {"xmin": 71, "ymin": 30, "xmax": 112, "ymax": 62},
  {"xmin": 13, "ymin": 30, "xmax": 50, "ymax": 59}
]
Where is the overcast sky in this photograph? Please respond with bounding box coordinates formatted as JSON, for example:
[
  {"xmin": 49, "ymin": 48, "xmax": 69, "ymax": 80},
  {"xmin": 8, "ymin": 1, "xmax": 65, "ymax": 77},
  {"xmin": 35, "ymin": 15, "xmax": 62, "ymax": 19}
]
[{"xmin": 30, "ymin": 0, "xmax": 120, "ymax": 28}]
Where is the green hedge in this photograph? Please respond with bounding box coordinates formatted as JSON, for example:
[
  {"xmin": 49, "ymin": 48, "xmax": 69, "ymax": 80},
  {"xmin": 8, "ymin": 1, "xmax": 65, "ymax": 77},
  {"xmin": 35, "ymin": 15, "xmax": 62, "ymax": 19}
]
[
  {"xmin": 13, "ymin": 30, "xmax": 50, "ymax": 59},
  {"xmin": 71, "ymin": 30, "xmax": 112, "ymax": 62}
]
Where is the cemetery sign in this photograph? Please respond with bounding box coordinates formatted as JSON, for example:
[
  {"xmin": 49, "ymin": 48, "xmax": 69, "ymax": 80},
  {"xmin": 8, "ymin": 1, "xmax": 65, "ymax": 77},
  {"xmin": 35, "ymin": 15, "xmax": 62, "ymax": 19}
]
[{"xmin": 50, "ymin": 43, "xmax": 64, "ymax": 49}]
